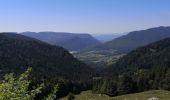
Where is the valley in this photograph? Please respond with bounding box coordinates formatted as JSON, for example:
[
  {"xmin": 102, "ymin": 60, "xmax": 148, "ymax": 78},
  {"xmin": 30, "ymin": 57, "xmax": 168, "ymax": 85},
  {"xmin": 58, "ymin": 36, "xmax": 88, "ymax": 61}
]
[
  {"xmin": 1, "ymin": 26, "xmax": 170, "ymax": 99},
  {"xmin": 0, "ymin": 0, "xmax": 170, "ymax": 99},
  {"xmin": 73, "ymin": 49, "xmax": 125, "ymax": 68}
]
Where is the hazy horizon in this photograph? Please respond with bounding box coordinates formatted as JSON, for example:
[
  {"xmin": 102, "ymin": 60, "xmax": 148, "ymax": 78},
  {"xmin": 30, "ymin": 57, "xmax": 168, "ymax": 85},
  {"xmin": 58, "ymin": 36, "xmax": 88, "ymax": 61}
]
[
  {"xmin": 0, "ymin": 0, "xmax": 170, "ymax": 34},
  {"xmin": 0, "ymin": 26, "xmax": 168, "ymax": 35}
]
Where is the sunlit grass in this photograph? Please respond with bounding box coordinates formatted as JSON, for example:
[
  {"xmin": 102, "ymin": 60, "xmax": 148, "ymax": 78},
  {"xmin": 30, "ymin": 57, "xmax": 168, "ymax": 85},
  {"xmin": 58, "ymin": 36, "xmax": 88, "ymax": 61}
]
[{"xmin": 60, "ymin": 90, "xmax": 170, "ymax": 100}]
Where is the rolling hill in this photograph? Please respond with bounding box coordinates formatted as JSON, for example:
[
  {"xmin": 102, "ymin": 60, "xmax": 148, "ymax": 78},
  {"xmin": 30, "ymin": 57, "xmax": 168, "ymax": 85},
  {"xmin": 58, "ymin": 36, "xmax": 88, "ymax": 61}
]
[
  {"xmin": 21, "ymin": 32, "xmax": 101, "ymax": 51},
  {"xmin": 90, "ymin": 26, "xmax": 170, "ymax": 53}
]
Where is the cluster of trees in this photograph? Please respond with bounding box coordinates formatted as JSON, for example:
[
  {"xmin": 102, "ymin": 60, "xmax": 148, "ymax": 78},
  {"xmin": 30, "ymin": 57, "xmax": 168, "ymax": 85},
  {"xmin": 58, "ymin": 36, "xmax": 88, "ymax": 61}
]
[
  {"xmin": 0, "ymin": 67, "xmax": 77, "ymax": 100},
  {"xmin": 0, "ymin": 68, "xmax": 59, "ymax": 100},
  {"xmin": 93, "ymin": 66, "xmax": 170, "ymax": 96}
]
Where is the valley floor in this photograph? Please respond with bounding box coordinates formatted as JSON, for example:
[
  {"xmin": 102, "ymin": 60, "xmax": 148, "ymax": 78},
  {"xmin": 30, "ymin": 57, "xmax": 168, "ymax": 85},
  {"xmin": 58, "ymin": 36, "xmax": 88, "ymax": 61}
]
[{"xmin": 60, "ymin": 90, "xmax": 170, "ymax": 100}]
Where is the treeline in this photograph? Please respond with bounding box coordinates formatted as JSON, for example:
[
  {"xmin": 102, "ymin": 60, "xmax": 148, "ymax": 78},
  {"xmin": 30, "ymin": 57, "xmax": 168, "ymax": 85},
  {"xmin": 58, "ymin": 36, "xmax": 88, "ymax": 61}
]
[{"xmin": 93, "ymin": 65, "xmax": 170, "ymax": 96}]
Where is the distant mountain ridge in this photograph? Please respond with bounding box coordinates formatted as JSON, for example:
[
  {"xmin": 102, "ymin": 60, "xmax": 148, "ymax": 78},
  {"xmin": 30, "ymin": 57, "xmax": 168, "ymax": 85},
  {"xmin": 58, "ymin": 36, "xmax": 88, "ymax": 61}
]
[
  {"xmin": 90, "ymin": 26, "xmax": 170, "ymax": 53},
  {"xmin": 21, "ymin": 32, "xmax": 101, "ymax": 51},
  {"xmin": 92, "ymin": 33, "xmax": 124, "ymax": 43}
]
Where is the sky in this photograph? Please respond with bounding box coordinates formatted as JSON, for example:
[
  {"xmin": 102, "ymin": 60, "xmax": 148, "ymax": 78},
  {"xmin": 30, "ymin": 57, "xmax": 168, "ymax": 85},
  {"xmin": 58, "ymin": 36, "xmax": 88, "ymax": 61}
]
[{"xmin": 0, "ymin": 0, "xmax": 170, "ymax": 34}]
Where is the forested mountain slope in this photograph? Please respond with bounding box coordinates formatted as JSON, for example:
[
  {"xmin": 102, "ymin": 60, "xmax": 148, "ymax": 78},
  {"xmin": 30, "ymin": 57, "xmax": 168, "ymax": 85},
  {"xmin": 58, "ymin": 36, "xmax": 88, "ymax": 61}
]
[
  {"xmin": 106, "ymin": 37, "xmax": 170, "ymax": 75},
  {"xmin": 90, "ymin": 26, "xmax": 170, "ymax": 53},
  {"xmin": 0, "ymin": 33, "xmax": 92, "ymax": 80},
  {"xmin": 94, "ymin": 38, "xmax": 170, "ymax": 96},
  {"xmin": 0, "ymin": 33, "xmax": 93, "ymax": 98}
]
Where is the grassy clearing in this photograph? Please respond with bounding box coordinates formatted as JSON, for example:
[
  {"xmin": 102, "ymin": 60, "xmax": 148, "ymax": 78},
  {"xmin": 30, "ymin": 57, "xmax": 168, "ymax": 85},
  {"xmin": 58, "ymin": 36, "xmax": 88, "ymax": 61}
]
[{"xmin": 60, "ymin": 90, "xmax": 170, "ymax": 100}]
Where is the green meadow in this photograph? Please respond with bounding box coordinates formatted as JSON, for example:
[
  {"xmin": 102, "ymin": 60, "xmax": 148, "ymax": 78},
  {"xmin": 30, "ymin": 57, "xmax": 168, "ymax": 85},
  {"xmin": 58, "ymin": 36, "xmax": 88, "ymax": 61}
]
[{"xmin": 61, "ymin": 90, "xmax": 170, "ymax": 100}]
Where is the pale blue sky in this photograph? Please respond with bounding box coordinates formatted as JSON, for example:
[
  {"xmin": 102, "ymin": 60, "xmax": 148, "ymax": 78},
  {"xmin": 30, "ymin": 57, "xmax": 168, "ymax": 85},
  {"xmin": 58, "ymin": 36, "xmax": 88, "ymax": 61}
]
[{"xmin": 0, "ymin": 0, "xmax": 170, "ymax": 34}]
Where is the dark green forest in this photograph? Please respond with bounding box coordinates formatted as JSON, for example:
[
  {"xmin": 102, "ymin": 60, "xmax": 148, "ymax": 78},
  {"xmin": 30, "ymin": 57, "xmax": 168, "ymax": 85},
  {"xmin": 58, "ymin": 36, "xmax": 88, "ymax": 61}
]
[
  {"xmin": 1, "ymin": 33, "xmax": 170, "ymax": 99},
  {"xmin": 0, "ymin": 33, "xmax": 93, "ymax": 99},
  {"xmin": 93, "ymin": 38, "xmax": 170, "ymax": 96}
]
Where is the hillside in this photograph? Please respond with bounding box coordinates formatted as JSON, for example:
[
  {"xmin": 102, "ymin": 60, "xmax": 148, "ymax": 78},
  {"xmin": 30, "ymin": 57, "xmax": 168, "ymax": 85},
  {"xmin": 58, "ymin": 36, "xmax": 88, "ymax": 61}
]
[
  {"xmin": 92, "ymin": 38, "xmax": 170, "ymax": 96},
  {"xmin": 90, "ymin": 26, "xmax": 170, "ymax": 53},
  {"xmin": 0, "ymin": 33, "xmax": 92, "ymax": 80},
  {"xmin": 106, "ymin": 37, "xmax": 170, "ymax": 75},
  {"xmin": 0, "ymin": 33, "xmax": 93, "ymax": 98},
  {"xmin": 21, "ymin": 32, "xmax": 101, "ymax": 51}
]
